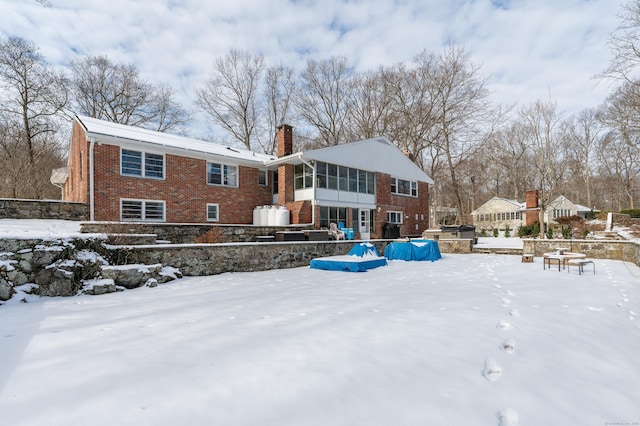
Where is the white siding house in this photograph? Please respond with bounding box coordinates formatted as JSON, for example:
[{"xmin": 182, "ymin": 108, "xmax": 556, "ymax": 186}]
[{"xmin": 471, "ymin": 197, "xmax": 525, "ymax": 231}]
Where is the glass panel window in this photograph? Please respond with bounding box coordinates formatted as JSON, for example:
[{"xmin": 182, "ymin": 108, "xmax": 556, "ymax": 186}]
[
  {"xmin": 121, "ymin": 199, "xmax": 165, "ymax": 222},
  {"xmin": 145, "ymin": 153, "xmax": 164, "ymax": 178},
  {"xmin": 207, "ymin": 162, "xmax": 238, "ymax": 187},
  {"xmin": 349, "ymin": 168, "xmax": 358, "ymax": 192},
  {"xmin": 121, "ymin": 149, "xmax": 142, "ymax": 176},
  {"xmin": 258, "ymin": 170, "xmax": 268, "ymax": 186},
  {"xmin": 338, "ymin": 166, "xmax": 348, "ymax": 191},
  {"xmin": 327, "ymin": 164, "xmax": 338, "ymax": 190},
  {"xmin": 207, "ymin": 204, "xmax": 219, "ymax": 222},
  {"xmin": 316, "ymin": 162, "xmax": 327, "ymax": 189},
  {"xmin": 358, "ymin": 170, "xmax": 367, "ymax": 193},
  {"xmin": 294, "ymin": 163, "xmax": 314, "ymax": 190},
  {"xmin": 366, "ymin": 171, "xmax": 375, "ymax": 194},
  {"xmin": 224, "ymin": 165, "xmax": 237, "ymax": 186},
  {"xmin": 121, "ymin": 149, "xmax": 164, "ymax": 179},
  {"xmin": 391, "ymin": 177, "xmax": 418, "ymax": 197},
  {"xmin": 387, "ymin": 211, "xmax": 403, "ymax": 224},
  {"xmin": 319, "ymin": 206, "xmax": 347, "ymax": 228}
]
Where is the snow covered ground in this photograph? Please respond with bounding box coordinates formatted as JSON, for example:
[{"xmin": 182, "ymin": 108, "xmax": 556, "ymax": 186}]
[{"xmin": 2, "ymin": 250, "xmax": 640, "ymax": 425}]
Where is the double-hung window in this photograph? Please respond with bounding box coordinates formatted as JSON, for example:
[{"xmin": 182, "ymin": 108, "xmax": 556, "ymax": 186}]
[
  {"xmin": 391, "ymin": 177, "xmax": 418, "ymax": 197},
  {"xmin": 207, "ymin": 162, "xmax": 238, "ymax": 186},
  {"xmin": 121, "ymin": 149, "xmax": 164, "ymax": 179},
  {"xmin": 387, "ymin": 211, "xmax": 403, "ymax": 224},
  {"xmin": 121, "ymin": 199, "xmax": 165, "ymax": 222},
  {"xmin": 207, "ymin": 204, "xmax": 219, "ymax": 222}
]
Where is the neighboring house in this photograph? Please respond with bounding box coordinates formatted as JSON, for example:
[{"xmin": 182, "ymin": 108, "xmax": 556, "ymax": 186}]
[
  {"xmin": 60, "ymin": 115, "xmax": 434, "ymax": 239},
  {"xmin": 544, "ymin": 195, "xmax": 593, "ymax": 223},
  {"xmin": 470, "ymin": 197, "xmax": 525, "ymax": 231},
  {"xmin": 471, "ymin": 193, "xmax": 595, "ymax": 231}
]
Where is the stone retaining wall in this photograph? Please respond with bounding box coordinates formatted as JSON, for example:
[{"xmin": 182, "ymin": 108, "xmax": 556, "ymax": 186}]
[
  {"xmin": 0, "ymin": 198, "xmax": 87, "ymax": 221},
  {"xmin": 522, "ymin": 239, "xmax": 640, "ymax": 267},
  {"xmin": 80, "ymin": 222, "xmax": 314, "ymax": 244},
  {"xmin": 119, "ymin": 240, "xmax": 383, "ymax": 276}
]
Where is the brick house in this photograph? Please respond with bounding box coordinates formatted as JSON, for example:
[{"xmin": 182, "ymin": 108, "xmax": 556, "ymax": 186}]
[{"xmin": 62, "ymin": 115, "xmax": 434, "ymax": 239}]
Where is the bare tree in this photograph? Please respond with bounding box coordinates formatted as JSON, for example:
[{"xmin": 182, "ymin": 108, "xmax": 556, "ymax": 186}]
[
  {"xmin": 519, "ymin": 98, "xmax": 567, "ymax": 236},
  {"xmin": 562, "ymin": 108, "xmax": 604, "ymax": 208},
  {"xmin": 431, "ymin": 46, "xmax": 498, "ymax": 224},
  {"xmin": 606, "ymin": 0, "xmax": 640, "ymax": 84},
  {"xmin": 295, "ymin": 57, "xmax": 352, "ymax": 147},
  {"xmin": 260, "ymin": 63, "xmax": 296, "ymax": 154},
  {"xmin": 70, "ymin": 55, "xmax": 190, "ymax": 133},
  {"xmin": 196, "ymin": 50, "xmax": 264, "ymax": 150},
  {"xmin": 381, "ymin": 57, "xmax": 441, "ymax": 169},
  {"xmin": 599, "ymin": 84, "xmax": 640, "ymax": 209},
  {"xmin": 345, "ymin": 70, "xmax": 395, "ymax": 142},
  {"xmin": 0, "ymin": 36, "xmax": 68, "ymax": 199}
]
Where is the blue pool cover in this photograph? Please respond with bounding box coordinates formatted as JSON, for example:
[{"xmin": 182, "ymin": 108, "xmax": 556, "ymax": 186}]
[
  {"xmin": 310, "ymin": 243, "xmax": 388, "ymax": 272},
  {"xmin": 383, "ymin": 240, "xmax": 442, "ymax": 261}
]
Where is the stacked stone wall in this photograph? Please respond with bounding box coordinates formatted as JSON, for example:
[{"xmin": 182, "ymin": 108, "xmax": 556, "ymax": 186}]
[
  {"xmin": 522, "ymin": 239, "xmax": 640, "ymax": 267},
  {"xmin": 0, "ymin": 199, "xmax": 87, "ymax": 221}
]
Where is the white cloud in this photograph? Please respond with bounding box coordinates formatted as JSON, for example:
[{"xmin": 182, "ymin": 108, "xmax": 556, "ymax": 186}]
[{"xmin": 0, "ymin": 0, "xmax": 624, "ymax": 137}]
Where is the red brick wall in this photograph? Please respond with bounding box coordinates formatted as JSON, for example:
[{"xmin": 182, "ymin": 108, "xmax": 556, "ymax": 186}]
[
  {"xmin": 373, "ymin": 173, "xmax": 430, "ymax": 238},
  {"xmin": 91, "ymin": 144, "xmax": 273, "ymax": 223}
]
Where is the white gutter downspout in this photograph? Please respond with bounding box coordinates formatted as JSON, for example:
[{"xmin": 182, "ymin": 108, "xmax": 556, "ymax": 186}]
[
  {"xmin": 89, "ymin": 137, "xmax": 95, "ymax": 221},
  {"xmin": 298, "ymin": 156, "xmax": 315, "ymax": 227}
]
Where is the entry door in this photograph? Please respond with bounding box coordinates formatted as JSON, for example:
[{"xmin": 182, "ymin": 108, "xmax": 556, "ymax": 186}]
[{"xmin": 359, "ymin": 209, "xmax": 371, "ymax": 240}]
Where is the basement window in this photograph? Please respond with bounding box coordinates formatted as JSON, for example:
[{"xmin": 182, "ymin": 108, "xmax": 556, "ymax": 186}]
[
  {"xmin": 207, "ymin": 204, "xmax": 219, "ymax": 222},
  {"xmin": 121, "ymin": 199, "xmax": 165, "ymax": 222}
]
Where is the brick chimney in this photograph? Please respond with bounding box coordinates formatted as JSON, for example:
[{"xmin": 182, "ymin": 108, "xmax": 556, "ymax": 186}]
[
  {"xmin": 277, "ymin": 124, "xmax": 295, "ymax": 207},
  {"xmin": 525, "ymin": 190, "xmax": 539, "ymax": 226},
  {"xmin": 277, "ymin": 124, "xmax": 293, "ymax": 158}
]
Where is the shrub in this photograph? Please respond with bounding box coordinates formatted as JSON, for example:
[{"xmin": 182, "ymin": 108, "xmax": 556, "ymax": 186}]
[
  {"xmin": 493, "ymin": 228, "xmax": 499, "ymax": 237},
  {"xmin": 504, "ymin": 225, "xmax": 511, "ymax": 238},
  {"xmin": 480, "ymin": 229, "xmax": 487, "ymax": 237},
  {"xmin": 620, "ymin": 209, "xmax": 640, "ymax": 218}
]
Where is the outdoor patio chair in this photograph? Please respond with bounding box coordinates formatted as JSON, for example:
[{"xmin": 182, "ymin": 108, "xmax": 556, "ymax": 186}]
[{"xmin": 329, "ymin": 222, "xmax": 345, "ymax": 240}]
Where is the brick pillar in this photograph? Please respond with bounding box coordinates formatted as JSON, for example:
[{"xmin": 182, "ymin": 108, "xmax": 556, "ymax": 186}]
[
  {"xmin": 277, "ymin": 124, "xmax": 295, "ymax": 208},
  {"xmin": 525, "ymin": 190, "xmax": 539, "ymax": 226}
]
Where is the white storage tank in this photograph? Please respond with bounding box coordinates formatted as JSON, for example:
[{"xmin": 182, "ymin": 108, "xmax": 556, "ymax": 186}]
[
  {"xmin": 260, "ymin": 205, "xmax": 270, "ymax": 226},
  {"xmin": 275, "ymin": 206, "xmax": 290, "ymax": 226},
  {"xmin": 268, "ymin": 205, "xmax": 278, "ymax": 226},
  {"xmin": 253, "ymin": 206, "xmax": 262, "ymax": 225}
]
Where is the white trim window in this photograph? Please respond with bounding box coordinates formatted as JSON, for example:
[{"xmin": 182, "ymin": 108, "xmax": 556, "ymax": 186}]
[
  {"xmin": 121, "ymin": 199, "xmax": 165, "ymax": 222},
  {"xmin": 207, "ymin": 203, "xmax": 219, "ymax": 222},
  {"xmin": 387, "ymin": 211, "xmax": 403, "ymax": 224},
  {"xmin": 207, "ymin": 162, "xmax": 238, "ymax": 187},
  {"xmin": 121, "ymin": 149, "xmax": 165, "ymax": 179},
  {"xmin": 258, "ymin": 170, "xmax": 268, "ymax": 186},
  {"xmin": 391, "ymin": 177, "xmax": 417, "ymax": 197}
]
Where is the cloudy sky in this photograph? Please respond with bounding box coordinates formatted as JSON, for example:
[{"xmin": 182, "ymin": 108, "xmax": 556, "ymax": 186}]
[{"xmin": 0, "ymin": 0, "xmax": 624, "ymax": 139}]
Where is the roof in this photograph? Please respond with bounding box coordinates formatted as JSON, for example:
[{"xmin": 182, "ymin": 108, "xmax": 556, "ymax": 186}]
[
  {"xmin": 471, "ymin": 197, "xmax": 525, "ymax": 215},
  {"xmin": 75, "ymin": 115, "xmax": 275, "ymax": 165},
  {"xmin": 266, "ymin": 137, "xmax": 434, "ymax": 184}
]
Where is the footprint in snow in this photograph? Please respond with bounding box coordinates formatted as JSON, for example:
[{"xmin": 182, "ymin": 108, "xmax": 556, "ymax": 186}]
[
  {"xmin": 501, "ymin": 298, "xmax": 511, "ymax": 306},
  {"xmin": 501, "ymin": 339, "xmax": 516, "ymax": 354},
  {"xmin": 509, "ymin": 309, "xmax": 520, "ymax": 317},
  {"xmin": 482, "ymin": 358, "xmax": 503, "ymax": 382},
  {"xmin": 498, "ymin": 408, "xmax": 519, "ymax": 426},
  {"xmin": 496, "ymin": 320, "xmax": 512, "ymax": 330}
]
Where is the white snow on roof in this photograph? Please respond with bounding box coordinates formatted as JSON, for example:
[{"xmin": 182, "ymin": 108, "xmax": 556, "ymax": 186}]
[
  {"xmin": 76, "ymin": 115, "xmax": 275, "ymax": 164},
  {"xmin": 270, "ymin": 137, "xmax": 434, "ymax": 184}
]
